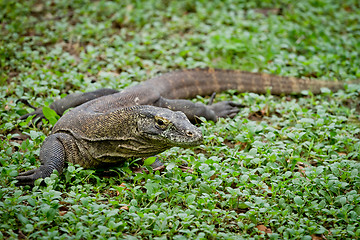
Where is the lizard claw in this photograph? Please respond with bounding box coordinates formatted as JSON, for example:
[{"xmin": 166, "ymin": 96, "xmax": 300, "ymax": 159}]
[
  {"xmin": 17, "ymin": 99, "xmax": 46, "ymax": 127},
  {"xmin": 20, "ymin": 108, "xmax": 46, "ymax": 128},
  {"xmin": 19, "ymin": 108, "xmax": 45, "ymax": 121},
  {"xmin": 15, "ymin": 167, "xmax": 44, "ymax": 186},
  {"xmin": 209, "ymin": 101, "xmax": 244, "ymax": 119}
]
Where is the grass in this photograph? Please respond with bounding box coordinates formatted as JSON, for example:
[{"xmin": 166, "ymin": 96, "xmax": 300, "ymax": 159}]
[{"xmin": 1, "ymin": 0, "xmax": 360, "ymax": 239}]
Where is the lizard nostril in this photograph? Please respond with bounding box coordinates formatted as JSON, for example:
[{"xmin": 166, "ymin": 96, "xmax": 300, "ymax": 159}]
[{"xmin": 185, "ymin": 130, "xmax": 193, "ymax": 137}]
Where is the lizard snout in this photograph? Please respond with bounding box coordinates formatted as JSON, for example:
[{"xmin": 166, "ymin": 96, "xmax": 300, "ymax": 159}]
[
  {"xmin": 183, "ymin": 126, "xmax": 203, "ymax": 146},
  {"xmin": 185, "ymin": 130, "xmax": 194, "ymax": 137}
]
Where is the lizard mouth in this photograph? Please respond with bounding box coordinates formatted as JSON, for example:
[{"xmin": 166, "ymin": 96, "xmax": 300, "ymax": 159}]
[
  {"xmin": 144, "ymin": 128, "xmax": 203, "ymax": 147},
  {"xmin": 169, "ymin": 128, "xmax": 203, "ymax": 147}
]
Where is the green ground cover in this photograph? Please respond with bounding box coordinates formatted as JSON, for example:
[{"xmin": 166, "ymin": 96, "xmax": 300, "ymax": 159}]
[{"xmin": 1, "ymin": 0, "xmax": 360, "ymax": 239}]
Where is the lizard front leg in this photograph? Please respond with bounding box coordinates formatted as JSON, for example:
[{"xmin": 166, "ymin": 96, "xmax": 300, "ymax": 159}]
[{"xmin": 16, "ymin": 133, "xmax": 68, "ymax": 186}]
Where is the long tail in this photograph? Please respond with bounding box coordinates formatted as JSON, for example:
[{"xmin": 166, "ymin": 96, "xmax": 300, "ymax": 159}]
[{"xmin": 147, "ymin": 68, "xmax": 346, "ymax": 99}]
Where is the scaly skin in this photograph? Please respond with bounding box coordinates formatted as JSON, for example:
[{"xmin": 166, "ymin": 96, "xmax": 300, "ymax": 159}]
[
  {"xmin": 16, "ymin": 68, "xmax": 348, "ymax": 185},
  {"xmin": 17, "ymin": 106, "xmax": 202, "ymax": 185}
]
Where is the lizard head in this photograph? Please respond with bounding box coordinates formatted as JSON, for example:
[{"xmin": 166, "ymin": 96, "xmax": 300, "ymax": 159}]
[{"xmin": 137, "ymin": 106, "xmax": 203, "ymax": 148}]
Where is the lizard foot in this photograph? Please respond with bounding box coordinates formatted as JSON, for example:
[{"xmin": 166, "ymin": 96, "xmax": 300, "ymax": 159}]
[
  {"xmin": 132, "ymin": 158, "xmax": 165, "ymax": 173},
  {"xmin": 150, "ymin": 158, "xmax": 164, "ymax": 169},
  {"xmin": 209, "ymin": 101, "xmax": 244, "ymax": 119},
  {"xmin": 16, "ymin": 167, "xmax": 44, "ymax": 186},
  {"xmin": 17, "ymin": 99, "xmax": 46, "ymax": 127}
]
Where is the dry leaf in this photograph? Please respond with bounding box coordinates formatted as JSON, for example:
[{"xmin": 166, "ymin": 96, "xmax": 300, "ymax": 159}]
[
  {"xmin": 116, "ymin": 183, "xmax": 130, "ymax": 196},
  {"xmin": 59, "ymin": 211, "xmax": 67, "ymax": 216},
  {"xmin": 178, "ymin": 166, "xmax": 194, "ymax": 173},
  {"xmin": 120, "ymin": 205, "xmax": 129, "ymax": 211},
  {"xmin": 256, "ymin": 225, "xmax": 272, "ymax": 234},
  {"xmin": 311, "ymin": 234, "xmax": 325, "ymax": 240}
]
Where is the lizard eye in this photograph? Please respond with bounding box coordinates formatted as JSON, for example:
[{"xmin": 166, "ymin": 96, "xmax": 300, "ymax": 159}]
[
  {"xmin": 155, "ymin": 116, "xmax": 169, "ymax": 129},
  {"xmin": 157, "ymin": 119, "xmax": 165, "ymax": 125}
]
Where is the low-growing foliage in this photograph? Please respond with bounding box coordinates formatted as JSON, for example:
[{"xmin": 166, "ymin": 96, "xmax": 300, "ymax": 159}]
[{"xmin": 1, "ymin": 0, "xmax": 359, "ymax": 239}]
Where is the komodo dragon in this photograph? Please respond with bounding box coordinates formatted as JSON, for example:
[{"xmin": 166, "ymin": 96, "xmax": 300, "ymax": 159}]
[{"xmin": 16, "ymin": 68, "xmax": 346, "ymax": 185}]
